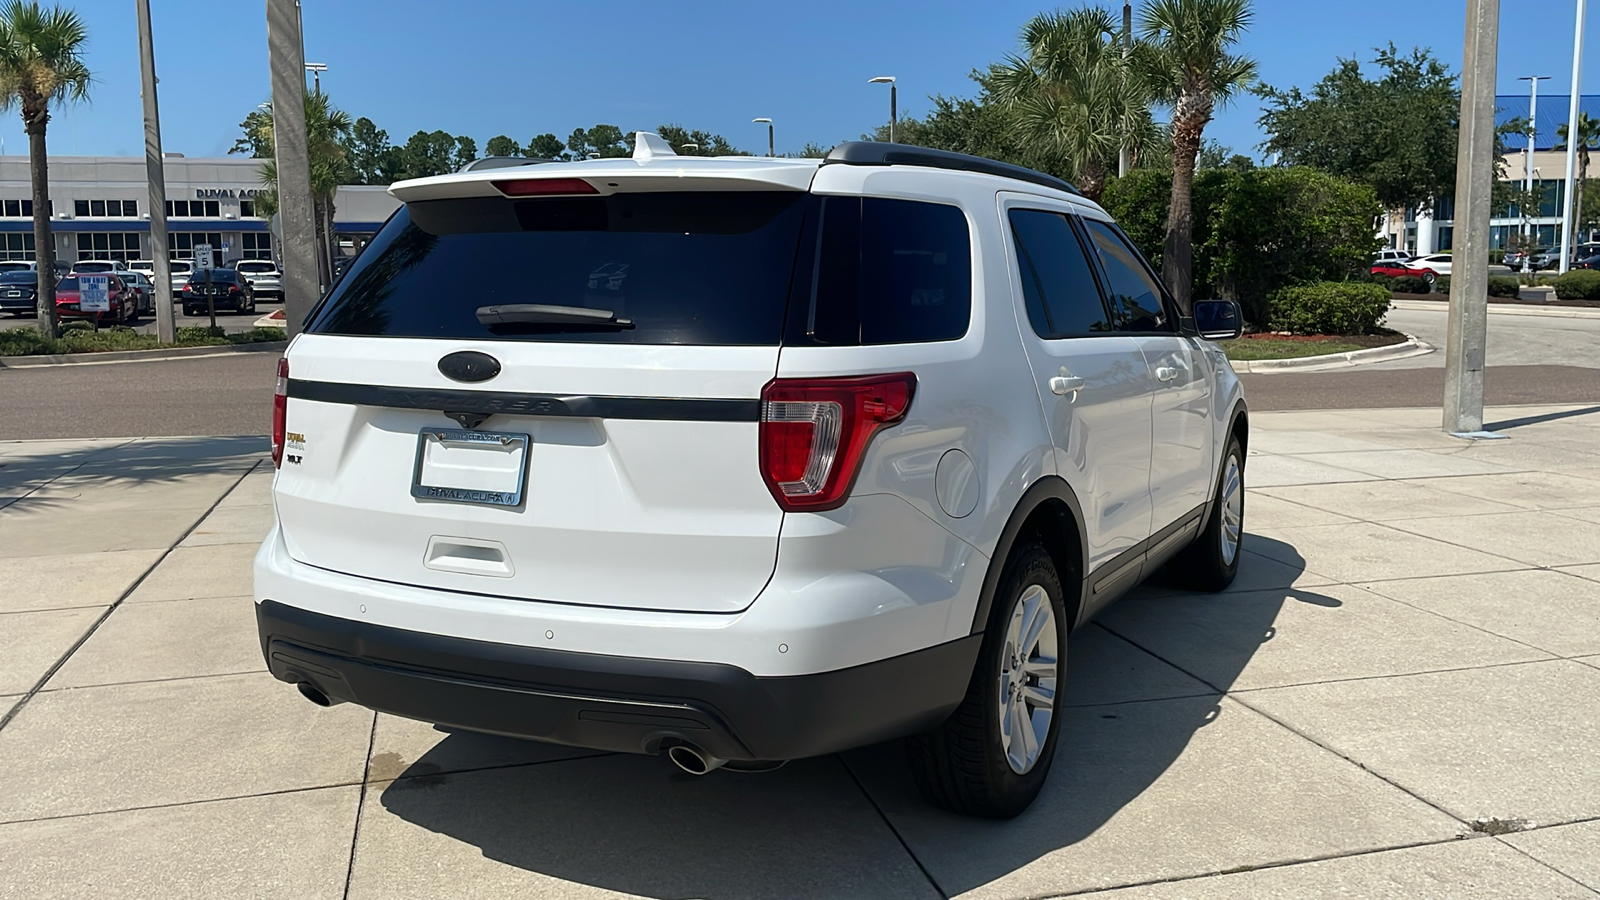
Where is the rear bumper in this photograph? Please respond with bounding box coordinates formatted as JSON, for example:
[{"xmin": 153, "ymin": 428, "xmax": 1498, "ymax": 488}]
[{"xmin": 257, "ymin": 598, "xmax": 979, "ymax": 761}]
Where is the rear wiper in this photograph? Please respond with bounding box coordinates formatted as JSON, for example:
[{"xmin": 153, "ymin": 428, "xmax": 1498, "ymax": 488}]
[{"xmin": 475, "ymin": 304, "xmax": 633, "ymax": 328}]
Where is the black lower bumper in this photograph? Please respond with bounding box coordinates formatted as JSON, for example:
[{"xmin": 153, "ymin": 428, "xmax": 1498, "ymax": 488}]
[{"xmin": 256, "ymin": 599, "xmax": 980, "ymax": 761}]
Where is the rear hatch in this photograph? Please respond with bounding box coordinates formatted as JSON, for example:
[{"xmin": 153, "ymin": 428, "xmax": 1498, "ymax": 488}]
[{"xmin": 276, "ymin": 184, "xmax": 815, "ymax": 613}]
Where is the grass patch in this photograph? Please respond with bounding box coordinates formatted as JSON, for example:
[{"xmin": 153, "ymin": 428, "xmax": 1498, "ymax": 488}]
[
  {"xmin": 0, "ymin": 324, "xmax": 285, "ymax": 357},
  {"xmin": 1224, "ymin": 338, "xmax": 1368, "ymax": 361}
]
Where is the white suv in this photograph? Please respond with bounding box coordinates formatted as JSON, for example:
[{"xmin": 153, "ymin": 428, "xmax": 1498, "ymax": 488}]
[
  {"xmin": 235, "ymin": 259, "xmax": 283, "ymax": 298},
  {"xmin": 256, "ymin": 134, "xmax": 1248, "ymax": 817}
]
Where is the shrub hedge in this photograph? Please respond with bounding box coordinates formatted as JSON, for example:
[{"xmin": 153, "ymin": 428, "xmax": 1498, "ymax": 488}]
[
  {"xmin": 1487, "ymin": 276, "xmax": 1523, "ymax": 298},
  {"xmin": 1269, "ymin": 282, "xmax": 1392, "ymax": 335},
  {"xmin": 1554, "ymin": 270, "xmax": 1600, "ymax": 300},
  {"xmin": 1390, "ymin": 275, "xmax": 1429, "ymax": 294},
  {"xmin": 0, "ymin": 325, "xmax": 286, "ymax": 357}
]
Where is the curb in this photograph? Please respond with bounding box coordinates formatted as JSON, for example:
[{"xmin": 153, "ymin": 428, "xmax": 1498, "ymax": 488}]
[
  {"xmin": 1391, "ymin": 298, "xmax": 1600, "ymax": 319},
  {"xmin": 1230, "ymin": 335, "xmax": 1434, "ymax": 374},
  {"xmin": 0, "ymin": 340, "xmax": 288, "ymax": 369}
]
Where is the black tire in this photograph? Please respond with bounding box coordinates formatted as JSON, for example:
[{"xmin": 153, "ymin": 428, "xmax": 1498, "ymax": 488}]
[
  {"xmin": 1423, "ymin": 270, "xmax": 1437, "ymax": 285},
  {"xmin": 1167, "ymin": 433, "xmax": 1245, "ymax": 592},
  {"xmin": 907, "ymin": 540, "xmax": 1067, "ymax": 819}
]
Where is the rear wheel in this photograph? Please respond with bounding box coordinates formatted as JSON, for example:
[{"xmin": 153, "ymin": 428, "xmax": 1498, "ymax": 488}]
[
  {"xmin": 907, "ymin": 540, "xmax": 1066, "ymax": 819},
  {"xmin": 1167, "ymin": 433, "xmax": 1244, "ymax": 592},
  {"xmin": 1423, "ymin": 270, "xmax": 1438, "ymax": 285}
]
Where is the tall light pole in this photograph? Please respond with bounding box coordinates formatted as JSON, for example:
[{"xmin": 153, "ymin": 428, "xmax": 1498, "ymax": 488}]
[
  {"xmin": 304, "ymin": 61, "xmax": 326, "ymax": 94},
  {"xmin": 869, "ymin": 76, "xmax": 896, "ymax": 143},
  {"xmin": 268, "ymin": 0, "xmax": 319, "ymax": 334},
  {"xmin": 1518, "ymin": 75, "xmax": 1550, "ymax": 271},
  {"xmin": 1559, "ymin": 0, "xmax": 1588, "ymax": 273},
  {"xmin": 1442, "ymin": 0, "xmax": 1501, "ymax": 436},
  {"xmin": 753, "ymin": 117, "xmax": 774, "ymax": 156},
  {"xmin": 1119, "ymin": 1, "xmax": 1133, "ymax": 177},
  {"xmin": 135, "ymin": 0, "xmax": 175, "ymax": 343}
]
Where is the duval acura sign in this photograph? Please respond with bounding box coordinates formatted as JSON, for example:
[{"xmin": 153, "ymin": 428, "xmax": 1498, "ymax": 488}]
[{"xmin": 195, "ymin": 188, "xmax": 267, "ymax": 199}]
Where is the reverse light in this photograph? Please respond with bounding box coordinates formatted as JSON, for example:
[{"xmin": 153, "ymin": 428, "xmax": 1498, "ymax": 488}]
[
  {"xmin": 271, "ymin": 358, "xmax": 288, "ymax": 468},
  {"xmin": 492, "ymin": 177, "xmax": 599, "ymax": 197},
  {"xmin": 759, "ymin": 373, "xmax": 916, "ymax": 512}
]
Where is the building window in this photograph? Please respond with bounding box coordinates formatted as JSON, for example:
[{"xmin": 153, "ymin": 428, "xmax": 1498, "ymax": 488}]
[
  {"xmin": 72, "ymin": 199, "xmax": 136, "ymax": 217},
  {"xmin": 240, "ymin": 233, "xmax": 273, "ymax": 260},
  {"xmin": 165, "ymin": 200, "xmax": 219, "ymax": 217},
  {"xmin": 240, "ymin": 200, "xmax": 256, "ymax": 218},
  {"xmin": 2, "ymin": 233, "xmax": 35, "ymax": 260},
  {"xmin": 2, "ymin": 200, "xmax": 35, "ymax": 217},
  {"xmin": 170, "ymin": 232, "xmax": 225, "ymax": 261},
  {"xmin": 76, "ymin": 232, "xmax": 143, "ymax": 262}
]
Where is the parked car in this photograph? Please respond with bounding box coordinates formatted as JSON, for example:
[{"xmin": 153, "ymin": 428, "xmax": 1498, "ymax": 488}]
[
  {"xmin": 0, "ymin": 259, "xmax": 69, "ymax": 277},
  {"xmin": 1504, "ymin": 247, "xmax": 1546, "ymax": 270},
  {"xmin": 1407, "ymin": 253, "xmax": 1453, "ymax": 283},
  {"xmin": 55, "ymin": 273, "xmax": 139, "ymax": 325},
  {"xmin": 1373, "ymin": 249, "xmax": 1413, "ymax": 264},
  {"xmin": 180, "ymin": 268, "xmax": 257, "ymax": 315},
  {"xmin": 69, "ymin": 259, "xmax": 131, "ymax": 276},
  {"xmin": 1572, "ymin": 253, "xmax": 1600, "ymax": 270},
  {"xmin": 0, "ymin": 270, "xmax": 38, "ymax": 315},
  {"xmin": 168, "ymin": 260, "xmax": 193, "ymax": 294},
  {"xmin": 234, "ymin": 260, "xmax": 283, "ymax": 299},
  {"xmin": 1370, "ymin": 261, "xmax": 1430, "ymax": 279},
  {"xmin": 118, "ymin": 269, "xmax": 157, "ymax": 316},
  {"xmin": 255, "ymin": 136, "xmax": 1250, "ymax": 818}
]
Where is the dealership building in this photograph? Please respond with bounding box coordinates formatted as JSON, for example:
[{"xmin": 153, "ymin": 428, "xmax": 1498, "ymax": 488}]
[{"xmin": 0, "ymin": 154, "xmax": 398, "ymax": 265}]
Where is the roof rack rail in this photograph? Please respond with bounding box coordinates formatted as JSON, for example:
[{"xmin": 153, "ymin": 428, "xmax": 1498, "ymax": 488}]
[{"xmin": 822, "ymin": 142, "xmax": 1079, "ymax": 195}]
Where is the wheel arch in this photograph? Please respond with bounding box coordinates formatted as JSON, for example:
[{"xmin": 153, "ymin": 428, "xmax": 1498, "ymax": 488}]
[{"xmin": 970, "ymin": 476, "xmax": 1088, "ymax": 635}]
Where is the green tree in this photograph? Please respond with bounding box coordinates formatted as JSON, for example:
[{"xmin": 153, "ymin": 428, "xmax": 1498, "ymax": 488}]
[
  {"xmin": 1555, "ymin": 112, "xmax": 1600, "ymax": 239},
  {"xmin": 524, "ymin": 133, "xmax": 567, "ymax": 159},
  {"xmin": 0, "ymin": 0, "xmax": 89, "ymax": 336},
  {"xmin": 566, "ymin": 124, "xmax": 630, "ymax": 159},
  {"xmin": 251, "ymin": 91, "xmax": 355, "ymax": 287},
  {"xmin": 654, "ymin": 124, "xmax": 744, "ymax": 156},
  {"xmin": 341, "ymin": 116, "xmax": 402, "ymax": 185},
  {"xmin": 230, "ymin": 107, "xmax": 274, "ymax": 157},
  {"xmin": 396, "ymin": 130, "xmax": 459, "ymax": 178},
  {"xmin": 988, "ymin": 7, "xmax": 1154, "ymax": 202},
  {"xmin": 452, "ymin": 135, "xmax": 477, "ymax": 170},
  {"xmin": 793, "ymin": 141, "xmax": 832, "ymax": 158},
  {"xmin": 484, "ymin": 134, "xmax": 521, "ymax": 157},
  {"xmin": 1258, "ymin": 45, "xmax": 1458, "ymax": 213},
  {"xmin": 1137, "ymin": 0, "xmax": 1257, "ymax": 313}
]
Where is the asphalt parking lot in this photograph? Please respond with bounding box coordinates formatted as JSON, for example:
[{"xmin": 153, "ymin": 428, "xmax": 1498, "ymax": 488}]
[
  {"xmin": 1, "ymin": 298, "xmax": 282, "ymax": 335},
  {"xmin": 1, "ymin": 405, "xmax": 1598, "ymax": 898}
]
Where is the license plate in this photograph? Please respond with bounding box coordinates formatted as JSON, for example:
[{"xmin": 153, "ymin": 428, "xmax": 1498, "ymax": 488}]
[{"xmin": 411, "ymin": 428, "xmax": 529, "ymax": 507}]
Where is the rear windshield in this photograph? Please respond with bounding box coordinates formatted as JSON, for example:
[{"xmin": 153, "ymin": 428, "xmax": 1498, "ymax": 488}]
[
  {"xmin": 236, "ymin": 262, "xmax": 275, "ymax": 272},
  {"xmin": 0, "ymin": 272, "xmax": 34, "ymax": 284},
  {"xmin": 74, "ymin": 262, "xmax": 113, "ymax": 272},
  {"xmin": 308, "ymin": 192, "xmax": 811, "ymax": 345},
  {"xmin": 187, "ymin": 270, "xmax": 240, "ymax": 283},
  {"xmin": 308, "ymin": 191, "xmax": 974, "ymax": 347}
]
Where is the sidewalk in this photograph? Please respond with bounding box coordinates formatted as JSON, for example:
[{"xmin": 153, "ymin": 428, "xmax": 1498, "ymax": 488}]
[{"xmin": 2, "ymin": 409, "xmax": 1599, "ymax": 898}]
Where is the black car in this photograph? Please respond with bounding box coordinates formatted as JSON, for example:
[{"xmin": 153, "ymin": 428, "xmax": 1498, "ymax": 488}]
[
  {"xmin": 0, "ymin": 270, "xmax": 38, "ymax": 316},
  {"xmin": 180, "ymin": 268, "xmax": 257, "ymax": 316},
  {"xmin": 1574, "ymin": 253, "xmax": 1600, "ymax": 271}
]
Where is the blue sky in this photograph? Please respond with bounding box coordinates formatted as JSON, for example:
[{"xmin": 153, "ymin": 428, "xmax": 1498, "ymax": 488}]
[{"xmin": 2, "ymin": 0, "xmax": 1595, "ymax": 162}]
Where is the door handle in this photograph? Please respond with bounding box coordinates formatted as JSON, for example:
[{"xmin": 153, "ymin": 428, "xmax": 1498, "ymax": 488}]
[
  {"xmin": 1049, "ymin": 368, "xmax": 1086, "ymax": 396},
  {"xmin": 1154, "ymin": 366, "xmax": 1178, "ymax": 383}
]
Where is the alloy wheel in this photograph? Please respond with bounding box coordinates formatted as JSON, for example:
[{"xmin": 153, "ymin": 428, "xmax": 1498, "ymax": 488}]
[{"xmin": 996, "ymin": 584, "xmax": 1058, "ymax": 774}]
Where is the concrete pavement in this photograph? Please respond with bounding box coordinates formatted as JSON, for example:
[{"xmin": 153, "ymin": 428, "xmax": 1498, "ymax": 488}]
[
  {"xmin": 1374, "ymin": 303, "xmax": 1600, "ymax": 371},
  {"xmin": 2, "ymin": 406, "xmax": 1599, "ymax": 897}
]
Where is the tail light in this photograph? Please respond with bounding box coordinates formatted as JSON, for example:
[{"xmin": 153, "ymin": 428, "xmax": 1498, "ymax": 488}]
[
  {"xmin": 271, "ymin": 358, "xmax": 289, "ymax": 468},
  {"xmin": 759, "ymin": 373, "xmax": 916, "ymax": 512},
  {"xmin": 493, "ymin": 177, "xmax": 598, "ymax": 197}
]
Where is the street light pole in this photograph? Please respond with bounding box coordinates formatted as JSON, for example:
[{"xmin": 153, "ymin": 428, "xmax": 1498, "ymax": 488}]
[
  {"xmin": 1442, "ymin": 0, "xmax": 1501, "ymax": 436},
  {"xmin": 135, "ymin": 0, "xmax": 175, "ymax": 343},
  {"xmin": 304, "ymin": 61, "xmax": 326, "ymax": 94},
  {"xmin": 1559, "ymin": 0, "xmax": 1588, "ymax": 273},
  {"xmin": 869, "ymin": 76, "xmax": 896, "ymax": 142},
  {"xmin": 753, "ymin": 117, "xmax": 773, "ymax": 156},
  {"xmin": 1119, "ymin": 1, "xmax": 1132, "ymax": 177},
  {"xmin": 268, "ymin": 0, "xmax": 319, "ymax": 335},
  {"xmin": 1518, "ymin": 75, "xmax": 1550, "ymax": 272}
]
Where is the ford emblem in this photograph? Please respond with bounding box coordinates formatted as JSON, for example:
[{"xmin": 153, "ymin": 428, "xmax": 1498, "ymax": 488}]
[{"xmin": 438, "ymin": 351, "xmax": 501, "ymax": 383}]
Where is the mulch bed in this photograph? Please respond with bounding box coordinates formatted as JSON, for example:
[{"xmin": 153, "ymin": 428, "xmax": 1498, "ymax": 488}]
[{"xmin": 1241, "ymin": 331, "xmax": 1409, "ymax": 348}]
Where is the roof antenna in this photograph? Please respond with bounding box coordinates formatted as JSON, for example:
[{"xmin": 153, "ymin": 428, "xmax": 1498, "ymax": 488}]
[{"xmin": 632, "ymin": 131, "xmax": 677, "ymax": 162}]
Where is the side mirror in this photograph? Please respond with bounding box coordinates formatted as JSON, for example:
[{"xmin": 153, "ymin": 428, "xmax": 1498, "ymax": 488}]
[{"xmin": 1193, "ymin": 299, "xmax": 1243, "ymax": 341}]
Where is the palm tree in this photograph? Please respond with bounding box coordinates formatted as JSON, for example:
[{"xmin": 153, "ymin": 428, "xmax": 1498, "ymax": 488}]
[
  {"xmin": 248, "ymin": 90, "xmax": 354, "ymax": 287},
  {"xmin": 989, "ymin": 8, "xmax": 1155, "ymax": 203},
  {"xmin": 0, "ymin": 1, "xmax": 89, "ymax": 337},
  {"xmin": 1137, "ymin": 0, "xmax": 1256, "ymax": 312},
  {"xmin": 1555, "ymin": 112, "xmax": 1599, "ymax": 240}
]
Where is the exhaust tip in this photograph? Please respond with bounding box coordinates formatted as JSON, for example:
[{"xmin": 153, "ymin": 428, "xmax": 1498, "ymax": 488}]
[
  {"xmin": 296, "ymin": 682, "xmax": 333, "ymax": 707},
  {"xmin": 666, "ymin": 744, "xmax": 726, "ymax": 776}
]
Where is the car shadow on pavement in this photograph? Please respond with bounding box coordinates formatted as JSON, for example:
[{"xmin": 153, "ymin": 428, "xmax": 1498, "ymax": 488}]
[
  {"xmin": 0, "ymin": 435, "xmax": 265, "ymax": 512},
  {"xmin": 373, "ymin": 535, "xmax": 1327, "ymax": 898}
]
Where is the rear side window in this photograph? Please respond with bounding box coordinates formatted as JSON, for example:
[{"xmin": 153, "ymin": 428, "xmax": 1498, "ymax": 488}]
[
  {"xmin": 793, "ymin": 197, "xmax": 971, "ymax": 345},
  {"xmin": 307, "ymin": 192, "xmax": 810, "ymax": 346},
  {"xmin": 1008, "ymin": 209, "xmax": 1112, "ymax": 337},
  {"xmin": 1081, "ymin": 219, "xmax": 1171, "ymax": 333}
]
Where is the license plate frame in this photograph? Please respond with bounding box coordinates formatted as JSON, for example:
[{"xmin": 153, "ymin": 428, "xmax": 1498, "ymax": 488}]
[{"xmin": 410, "ymin": 427, "xmax": 530, "ymax": 507}]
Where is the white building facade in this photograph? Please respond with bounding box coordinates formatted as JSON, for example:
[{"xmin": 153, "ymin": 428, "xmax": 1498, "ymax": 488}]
[{"xmin": 0, "ymin": 154, "xmax": 399, "ymax": 266}]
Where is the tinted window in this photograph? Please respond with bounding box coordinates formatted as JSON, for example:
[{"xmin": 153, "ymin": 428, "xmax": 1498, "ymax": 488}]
[
  {"xmin": 1008, "ymin": 209, "xmax": 1112, "ymax": 337},
  {"xmin": 57, "ymin": 277, "xmax": 78, "ymax": 291},
  {"xmin": 188, "ymin": 270, "xmax": 240, "ymax": 283},
  {"xmin": 1081, "ymin": 219, "xmax": 1170, "ymax": 332},
  {"xmin": 309, "ymin": 192, "xmax": 810, "ymax": 345},
  {"xmin": 794, "ymin": 196, "xmax": 970, "ymax": 345},
  {"xmin": 0, "ymin": 271, "xmax": 34, "ymax": 283}
]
